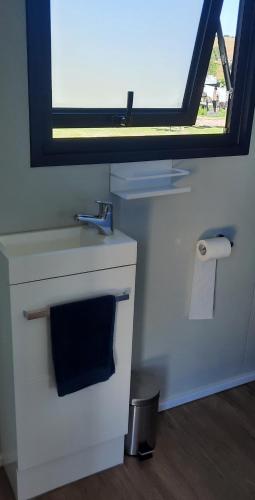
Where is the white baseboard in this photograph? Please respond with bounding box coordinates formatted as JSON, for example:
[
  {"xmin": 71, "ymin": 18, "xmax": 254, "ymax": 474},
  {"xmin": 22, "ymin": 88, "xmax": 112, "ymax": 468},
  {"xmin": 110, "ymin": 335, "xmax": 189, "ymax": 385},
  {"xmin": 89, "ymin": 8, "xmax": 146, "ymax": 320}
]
[{"xmin": 159, "ymin": 371, "xmax": 255, "ymax": 412}]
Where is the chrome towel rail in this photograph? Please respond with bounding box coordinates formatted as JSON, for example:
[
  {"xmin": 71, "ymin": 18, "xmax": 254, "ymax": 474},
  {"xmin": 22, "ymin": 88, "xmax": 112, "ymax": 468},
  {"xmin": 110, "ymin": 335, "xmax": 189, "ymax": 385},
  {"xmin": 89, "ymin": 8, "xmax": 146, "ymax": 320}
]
[{"xmin": 23, "ymin": 292, "xmax": 130, "ymax": 321}]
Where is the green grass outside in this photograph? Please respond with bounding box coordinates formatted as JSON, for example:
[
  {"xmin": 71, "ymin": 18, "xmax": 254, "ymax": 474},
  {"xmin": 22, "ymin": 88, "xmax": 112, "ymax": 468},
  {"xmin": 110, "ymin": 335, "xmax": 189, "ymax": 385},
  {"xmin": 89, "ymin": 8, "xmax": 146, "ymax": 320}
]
[
  {"xmin": 53, "ymin": 126, "xmax": 224, "ymax": 139},
  {"xmin": 198, "ymin": 107, "xmax": 227, "ymax": 118}
]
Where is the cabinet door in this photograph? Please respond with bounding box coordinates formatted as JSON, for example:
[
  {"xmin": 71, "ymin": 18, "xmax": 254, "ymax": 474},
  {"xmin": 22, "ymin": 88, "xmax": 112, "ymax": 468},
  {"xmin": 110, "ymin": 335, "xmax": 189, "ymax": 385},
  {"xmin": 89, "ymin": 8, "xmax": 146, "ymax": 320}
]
[{"xmin": 10, "ymin": 266, "xmax": 136, "ymax": 470}]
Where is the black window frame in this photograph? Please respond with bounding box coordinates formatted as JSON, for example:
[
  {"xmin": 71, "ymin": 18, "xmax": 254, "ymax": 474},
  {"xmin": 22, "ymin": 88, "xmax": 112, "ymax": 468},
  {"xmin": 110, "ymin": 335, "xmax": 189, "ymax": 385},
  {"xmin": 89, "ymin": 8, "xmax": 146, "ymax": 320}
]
[{"xmin": 26, "ymin": 0, "xmax": 255, "ymax": 167}]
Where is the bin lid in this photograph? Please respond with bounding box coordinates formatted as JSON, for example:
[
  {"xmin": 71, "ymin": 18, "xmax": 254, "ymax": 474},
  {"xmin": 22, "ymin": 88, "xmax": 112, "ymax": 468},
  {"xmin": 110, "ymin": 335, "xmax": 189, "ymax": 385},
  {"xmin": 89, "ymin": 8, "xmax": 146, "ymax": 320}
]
[{"xmin": 130, "ymin": 372, "xmax": 160, "ymax": 406}]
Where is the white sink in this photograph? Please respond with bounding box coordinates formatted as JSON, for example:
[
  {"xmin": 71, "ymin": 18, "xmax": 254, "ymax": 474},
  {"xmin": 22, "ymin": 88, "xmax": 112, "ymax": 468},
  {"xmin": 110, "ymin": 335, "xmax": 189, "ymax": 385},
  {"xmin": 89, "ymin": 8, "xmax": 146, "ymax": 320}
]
[{"xmin": 0, "ymin": 226, "xmax": 137, "ymax": 284}]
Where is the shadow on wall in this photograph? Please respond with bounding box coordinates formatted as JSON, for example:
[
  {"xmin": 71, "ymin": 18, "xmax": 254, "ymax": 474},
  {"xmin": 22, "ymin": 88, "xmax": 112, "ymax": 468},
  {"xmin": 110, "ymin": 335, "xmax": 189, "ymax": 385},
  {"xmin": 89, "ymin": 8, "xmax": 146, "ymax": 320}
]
[
  {"xmin": 200, "ymin": 225, "xmax": 237, "ymax": 243},
  {"xmin": 113, "ymin": 197, "xmax": 153, "ymax": 367},
  {"xmin": 134, "ymin": 356, "xmax": 172, "ymax": 401}
]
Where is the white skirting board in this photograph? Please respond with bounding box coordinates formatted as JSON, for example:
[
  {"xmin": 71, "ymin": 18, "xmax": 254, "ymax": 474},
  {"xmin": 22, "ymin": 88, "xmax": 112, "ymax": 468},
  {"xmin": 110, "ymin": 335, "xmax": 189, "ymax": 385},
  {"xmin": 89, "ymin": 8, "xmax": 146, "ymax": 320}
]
[{"xmin": 159, "ymin": 371, "xmax": 255, "ymax": 412}]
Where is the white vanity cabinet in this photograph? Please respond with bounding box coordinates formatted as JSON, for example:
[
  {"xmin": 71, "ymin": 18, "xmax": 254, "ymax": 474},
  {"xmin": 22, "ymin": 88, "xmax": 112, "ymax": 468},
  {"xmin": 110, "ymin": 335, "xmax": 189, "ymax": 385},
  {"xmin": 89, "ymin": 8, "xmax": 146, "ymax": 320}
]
[{"xmin": 0, "ymin": 227, "xmax": 137, "ymax": 500}]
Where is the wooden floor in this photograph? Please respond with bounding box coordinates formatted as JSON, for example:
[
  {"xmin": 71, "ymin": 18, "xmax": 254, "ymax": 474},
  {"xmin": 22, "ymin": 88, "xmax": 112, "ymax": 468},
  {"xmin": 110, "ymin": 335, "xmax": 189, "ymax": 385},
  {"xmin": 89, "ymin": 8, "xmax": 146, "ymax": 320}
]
[{"xmin": 1, "ymin": 383, "xmax": 255, "ymax": 500}]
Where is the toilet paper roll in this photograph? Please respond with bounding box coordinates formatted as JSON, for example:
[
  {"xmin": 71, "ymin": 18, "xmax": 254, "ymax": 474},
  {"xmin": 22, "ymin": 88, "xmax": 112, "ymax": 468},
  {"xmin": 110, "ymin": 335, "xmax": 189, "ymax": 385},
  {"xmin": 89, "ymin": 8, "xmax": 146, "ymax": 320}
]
[
  {"xmin": 196, "ymin": 237, "xmax": 232, "ymax": 262},
  {"xmin": 189, "ymin": 237, "xmax": 232, "ymax": 320}
]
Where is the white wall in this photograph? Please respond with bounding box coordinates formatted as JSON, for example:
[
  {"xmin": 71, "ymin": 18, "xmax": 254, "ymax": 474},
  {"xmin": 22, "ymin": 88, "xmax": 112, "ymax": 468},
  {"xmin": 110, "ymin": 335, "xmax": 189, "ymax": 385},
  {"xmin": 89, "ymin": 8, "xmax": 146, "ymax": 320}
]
[
  {"xmin": 116, "ymin": 145, "xmax": 255, "ymax": 404},
  {"xmin": 1, "ymin": 0, "xmax": 255, "ymax": 410}
]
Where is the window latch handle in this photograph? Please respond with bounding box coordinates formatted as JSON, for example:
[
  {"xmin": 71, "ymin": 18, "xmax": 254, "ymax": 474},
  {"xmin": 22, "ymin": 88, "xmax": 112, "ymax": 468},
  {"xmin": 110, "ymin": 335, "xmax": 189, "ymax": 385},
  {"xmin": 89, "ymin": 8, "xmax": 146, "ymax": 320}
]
[{"xmin": 120, "ymin": 91, "xmax": 134, "ymax": 127}]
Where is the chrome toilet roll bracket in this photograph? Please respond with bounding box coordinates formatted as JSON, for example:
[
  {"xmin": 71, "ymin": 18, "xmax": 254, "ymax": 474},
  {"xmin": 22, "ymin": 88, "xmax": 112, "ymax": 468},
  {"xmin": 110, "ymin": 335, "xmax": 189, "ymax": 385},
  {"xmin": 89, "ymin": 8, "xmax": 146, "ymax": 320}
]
[{"xmin": 198, "ymin": 243, "xmax": 207, "ymax": 256}]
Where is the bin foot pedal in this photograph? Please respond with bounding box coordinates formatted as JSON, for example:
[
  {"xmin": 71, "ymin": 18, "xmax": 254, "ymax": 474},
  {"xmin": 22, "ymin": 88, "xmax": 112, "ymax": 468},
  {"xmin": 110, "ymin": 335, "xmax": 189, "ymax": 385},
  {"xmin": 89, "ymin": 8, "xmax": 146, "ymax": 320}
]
[{"xmin": 138, "ymin": 442, "xmax": 154, "ymax": 460}]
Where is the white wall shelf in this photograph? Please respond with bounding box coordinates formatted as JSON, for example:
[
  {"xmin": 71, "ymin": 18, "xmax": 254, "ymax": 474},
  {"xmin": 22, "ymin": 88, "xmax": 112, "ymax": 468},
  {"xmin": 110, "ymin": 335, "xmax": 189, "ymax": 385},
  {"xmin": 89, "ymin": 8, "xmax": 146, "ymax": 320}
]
[{"xmin": 110, "ymin": 160, "xmax": 191, "ymax": 200}]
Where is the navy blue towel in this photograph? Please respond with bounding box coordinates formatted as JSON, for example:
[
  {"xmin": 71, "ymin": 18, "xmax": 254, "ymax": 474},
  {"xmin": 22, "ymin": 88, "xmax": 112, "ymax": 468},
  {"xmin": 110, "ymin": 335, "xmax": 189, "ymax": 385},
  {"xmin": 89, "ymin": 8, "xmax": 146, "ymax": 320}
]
[{"xmin": 50, "ymin": 295, "xmax": 116, "ymax": 397}]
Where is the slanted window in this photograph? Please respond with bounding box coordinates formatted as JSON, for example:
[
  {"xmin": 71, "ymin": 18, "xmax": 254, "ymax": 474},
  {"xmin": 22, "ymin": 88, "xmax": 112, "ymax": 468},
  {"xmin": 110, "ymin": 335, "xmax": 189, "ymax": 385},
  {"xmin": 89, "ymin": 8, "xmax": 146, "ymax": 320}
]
[{"xmin": 26, "ymin": 0, "xmax": 255, "ymax": 166}]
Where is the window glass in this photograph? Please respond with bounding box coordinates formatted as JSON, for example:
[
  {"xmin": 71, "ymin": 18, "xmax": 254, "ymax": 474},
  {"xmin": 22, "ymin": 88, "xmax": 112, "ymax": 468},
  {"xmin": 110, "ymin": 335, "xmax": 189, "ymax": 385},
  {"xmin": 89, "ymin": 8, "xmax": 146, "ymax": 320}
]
[
  {"xmin": 51, "ymin": 0, "xmax": 204, "ymax": 109},
  {"xmin": 191, "ymin": 0, "xmax": 239, "ymax": 134},
  {"xmin": 52, "ymin": 0, "xmax": 241, "ymax": 139},
  {"xmin": 221, "ymin": 0, "xmax": 239, "ymax": 40}
]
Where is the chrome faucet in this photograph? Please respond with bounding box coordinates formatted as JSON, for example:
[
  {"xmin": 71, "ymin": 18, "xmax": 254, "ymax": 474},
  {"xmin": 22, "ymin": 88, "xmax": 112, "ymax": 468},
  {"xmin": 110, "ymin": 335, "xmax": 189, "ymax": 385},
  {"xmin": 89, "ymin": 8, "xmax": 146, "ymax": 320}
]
[{"xmin": 74, "ymin": 201, "xmax": 113, "ymax": 235}]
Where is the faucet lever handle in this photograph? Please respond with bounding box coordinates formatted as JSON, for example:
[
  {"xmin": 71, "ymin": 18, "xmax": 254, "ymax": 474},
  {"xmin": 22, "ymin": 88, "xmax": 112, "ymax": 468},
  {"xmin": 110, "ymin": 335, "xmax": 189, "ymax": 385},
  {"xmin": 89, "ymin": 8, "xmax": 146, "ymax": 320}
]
[{"xmin": 95, "ymin": 200, "xmax": 113, "ymax": 215}]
